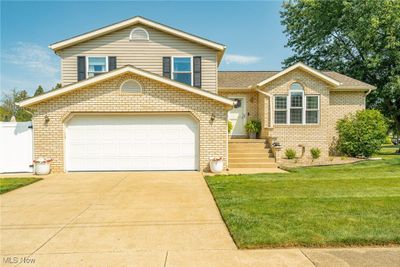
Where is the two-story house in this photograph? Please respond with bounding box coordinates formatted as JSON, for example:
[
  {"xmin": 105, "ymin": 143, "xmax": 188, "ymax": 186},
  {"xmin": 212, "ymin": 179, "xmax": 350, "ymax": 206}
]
[{"xmin": 19, "ymin": 16, "xmax": 375, "ymax": 172}]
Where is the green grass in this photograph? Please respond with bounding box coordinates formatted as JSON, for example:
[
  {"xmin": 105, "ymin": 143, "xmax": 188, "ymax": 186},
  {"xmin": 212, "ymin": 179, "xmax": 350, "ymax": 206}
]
[
  {"xmin": 0, "ymin": 178, "xmax": 42, "ymax": 194},
  {"xmin": 206, "ymin": 146, "xmax": 400, "ymax": 248}
]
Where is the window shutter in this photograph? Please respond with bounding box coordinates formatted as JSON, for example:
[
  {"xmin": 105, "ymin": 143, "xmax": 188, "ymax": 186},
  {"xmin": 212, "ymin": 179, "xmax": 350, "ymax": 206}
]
[
  {"xmin": 162, "ymin": 57, "xmax": 171, "ymax": 78},
  {"xmin": 77, "ymin": 56, "xmax": 86, "ymax": 81},
  {"xmin": 193, "ymin": 56, "xmax": 202, "ymax": 88},
  {"xmin": 108, "ymin": 56, "xmax": 117, "ymax": 71}
]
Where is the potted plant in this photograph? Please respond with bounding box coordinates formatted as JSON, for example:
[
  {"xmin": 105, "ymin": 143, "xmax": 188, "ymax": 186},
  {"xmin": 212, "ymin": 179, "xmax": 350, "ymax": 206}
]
[
  {"xmin": 245, "ymin": 119, "xmax": 261, "ymax": 139},
  {"xmin": 209, "ymin": 156, "xmax": 224, "ymax": 173}
]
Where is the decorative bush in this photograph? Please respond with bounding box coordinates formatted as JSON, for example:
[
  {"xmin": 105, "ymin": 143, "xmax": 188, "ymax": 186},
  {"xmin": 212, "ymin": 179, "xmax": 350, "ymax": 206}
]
[
  {"xmin": 228, "ymin": 120, "xmax": 233, "ymax": 134},
  {"xmin": 336, "ymin": 110, "xmax": 387, "ymax": 157},
  {"xmin": 310, "ymin": 148, "xmax": 321, "ymax": 160},
  {"xmin": 384, "ymin": 136, "xmax": 392, "ymax": 144},
  {"xmin": 245, "ymin": 119, "xmax": 261, "ymax": 134},
  {"xmin": 285, "ymin": 148, "xmax": 296, "ymax": 159}
]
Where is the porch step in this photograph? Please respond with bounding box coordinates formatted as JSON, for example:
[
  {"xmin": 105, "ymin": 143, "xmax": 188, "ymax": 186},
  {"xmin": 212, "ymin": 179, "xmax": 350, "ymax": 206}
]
[
  {"xmin": 229, "ymin": 152, "xmax": 274, "ymax": 158},
  {"xmin": 228, "ymin": 138, "xmax": 276, "ymax": 168},
  {"xmin": 228, "ymin": 139, "xmax": 266, "ymax": 143},
  {"xmin": 229, "ymin": 158, "xmax": 275, "ymax": 163},
  {"xmin": 229, "ymin": 163, "xmax": 278, "ymax": 168}
]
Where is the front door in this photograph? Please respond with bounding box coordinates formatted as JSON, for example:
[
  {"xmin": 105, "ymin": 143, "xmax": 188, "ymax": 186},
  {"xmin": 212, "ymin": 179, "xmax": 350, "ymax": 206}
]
[{"xmin": 228, "ymin": 97, "xmax": 247, "ymax": 136}]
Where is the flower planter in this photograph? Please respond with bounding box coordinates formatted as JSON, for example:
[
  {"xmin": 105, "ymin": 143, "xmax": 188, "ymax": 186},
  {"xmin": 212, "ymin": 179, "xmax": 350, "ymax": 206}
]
[
  {"xmin": 33, "ymin": 157, "xmax": 52, "ymax": 175},
  {"xmin": 249, "ymin": 132, "xmax": 257, "ymax": 139},
  {"xmin": 209, "ymin": 157, "xmax": 224, "ymax": 173}
]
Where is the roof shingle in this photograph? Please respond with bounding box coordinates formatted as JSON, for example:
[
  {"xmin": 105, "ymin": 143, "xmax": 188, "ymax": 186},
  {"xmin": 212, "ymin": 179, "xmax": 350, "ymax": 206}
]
[{"xmin": 218, "ymin": 71, "xmax": 374, "ymax": 89}]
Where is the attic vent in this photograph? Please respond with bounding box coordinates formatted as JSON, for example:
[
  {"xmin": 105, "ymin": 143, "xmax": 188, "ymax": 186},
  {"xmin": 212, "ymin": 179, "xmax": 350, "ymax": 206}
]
[
  {"xmin": 129, "ymin": 27, "xmax": 149, "ymax": 41},
  {"xmin": 120, "ymin": 79, "xmax": 142, "ymax": 94}
]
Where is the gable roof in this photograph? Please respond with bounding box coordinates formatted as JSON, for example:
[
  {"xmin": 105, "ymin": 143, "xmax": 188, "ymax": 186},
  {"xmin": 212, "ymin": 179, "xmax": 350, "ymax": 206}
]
[
  {"xmin": 256, "ymin": 62, "xmax": 341, "ymax": 87},
  {"xmin": 49, "ymin": 16, "xmax": 226, "ymax": 58},
  {"xmin": 219, "ymin": 64, "xmax": 375, "ymax": 90},
  {"xmin": 18, "ymin": 65, "xmax": 234, "ymax": 107}
]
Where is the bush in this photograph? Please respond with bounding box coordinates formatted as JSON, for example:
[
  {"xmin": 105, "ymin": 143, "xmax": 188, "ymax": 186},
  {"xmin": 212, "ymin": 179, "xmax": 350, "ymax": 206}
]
[
  {"xmin": 310, "ymin": 148, "xmax": 321, "ymax": 160},
  {"xmin": 285, "ymin": 148, "xmax": 296, "ymax": 159},
  {"xmin": 384, "ymin": 136, "xmax": 392, "ymax": 144},
  {"xmin": 336, "ymin": 110, "xmax": 387, "ymax": 157},
  {"xmin": 228, "ymin": 120, "xmax": 233, "ymax": 134},
  {"xmin": 245, "ymin": 119, "xmax": 261, "ymax": 134}
]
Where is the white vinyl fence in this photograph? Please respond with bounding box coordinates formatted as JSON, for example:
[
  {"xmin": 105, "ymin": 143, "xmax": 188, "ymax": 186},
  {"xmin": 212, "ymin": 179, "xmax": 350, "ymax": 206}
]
[{"xmin": 0, "ymin": 122, "xmax": 33, "ymax": 173}]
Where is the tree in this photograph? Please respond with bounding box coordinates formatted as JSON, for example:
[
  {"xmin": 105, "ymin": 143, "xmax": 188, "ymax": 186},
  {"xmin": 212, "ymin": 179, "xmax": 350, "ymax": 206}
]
[
  {"xmin": 281, "ymin": 0, "xmax": 400, "ymax": 146},
  {"xmin": 336, "ymin": 110, "xmax": 387, "ymax": 157},
  {"xmin": 0, "ymin": 89, "xmax": 32, "ymax": 121},
  {"xmin": 34, "ymin": 85, "xmax": 44, "ymax": 96},
  {"xmin": 51, "ymin": 83, "xmax": 62, "ymax": 91}
]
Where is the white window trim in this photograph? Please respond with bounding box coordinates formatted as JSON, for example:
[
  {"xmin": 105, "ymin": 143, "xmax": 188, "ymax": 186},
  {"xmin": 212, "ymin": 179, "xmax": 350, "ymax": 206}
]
[
  {"xmin": 274, "ymin": 95, "xmax": 288, "ymax": 124},
  {"xmin": 289, "ymin": 89, "xmax": 304, "ymax": 125},
  {"xmin": 305, "ymin": 95, "xmax": 320, "ymax": 124},
  {"xmin": 129, "ymin": 27, "xmax": 150, "ymax": 41},
  {"xmin": 171, "ymin": 56, "xmax": 193, "ymax": 86},
  {"xmin": 86, "ymin": 56, "xmax": 108, "ymax": 78}
]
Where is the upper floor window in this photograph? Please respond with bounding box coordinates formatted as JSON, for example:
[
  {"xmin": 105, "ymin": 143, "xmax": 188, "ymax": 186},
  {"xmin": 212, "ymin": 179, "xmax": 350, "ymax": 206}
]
[
  {"xmin": 87, "ymin": 57, "xmax": 108, "ymax": 77},
  {"xmin": 274, "ymin": 82, "xmax": 319, "ymax": 125},
  {"xmin": 129, "ymin": 27, "xmax": 149, "ymax": 41},
  {"xmin": 120, "ymin": 79, "xmax": 142, "ymax": 94},
  {"xmin": 172, "ymin": 57, "xmax": 192, "ymax": 85}
]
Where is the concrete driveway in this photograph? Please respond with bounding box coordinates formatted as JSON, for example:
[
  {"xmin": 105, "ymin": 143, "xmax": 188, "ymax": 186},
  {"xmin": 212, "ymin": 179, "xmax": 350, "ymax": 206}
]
[{"xmin": 1, "ymin": 172, "xmax": 399, "ymax": 266}]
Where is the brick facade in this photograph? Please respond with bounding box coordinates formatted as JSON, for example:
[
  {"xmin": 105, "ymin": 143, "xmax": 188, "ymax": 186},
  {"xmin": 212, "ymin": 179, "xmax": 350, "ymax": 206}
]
[
  {"xmin": 31, "ymin": 73, "xmax": 228, "ymax": 172},
  {"xmin": 257, "ymin": 69, "xmax": 365, "ymax": 159}
]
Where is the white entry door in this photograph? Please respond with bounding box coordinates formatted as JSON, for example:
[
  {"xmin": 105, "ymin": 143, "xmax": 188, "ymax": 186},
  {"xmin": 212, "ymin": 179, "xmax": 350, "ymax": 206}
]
[
  {"xmin": 66, "ymin": 114, "xmax": 199, "ymax": 171},
  {"xmin": 228, "ymin": 97, "xmax": 247, "ymax": 136}
]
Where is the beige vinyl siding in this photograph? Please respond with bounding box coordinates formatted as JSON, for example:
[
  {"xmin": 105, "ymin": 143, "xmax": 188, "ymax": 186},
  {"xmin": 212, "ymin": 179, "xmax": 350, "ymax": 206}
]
[{"xmin": 58, "ymin": 25, "xmax": 218, "ymax": 93}]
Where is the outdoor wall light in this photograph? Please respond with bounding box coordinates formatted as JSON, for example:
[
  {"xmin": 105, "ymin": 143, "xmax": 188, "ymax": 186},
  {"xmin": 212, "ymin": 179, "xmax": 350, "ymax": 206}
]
[
  {"xmin": 44, "ymin": 115, "xmax": 50, "ymax": 123},
  {"xmin": 210, "ymin": 113, "xmax": 216, "ymax": 122}
]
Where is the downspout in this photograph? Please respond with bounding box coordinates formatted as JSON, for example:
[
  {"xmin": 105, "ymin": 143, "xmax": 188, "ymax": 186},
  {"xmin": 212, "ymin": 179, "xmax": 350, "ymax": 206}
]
[
  {"xmin": 255, "ymin": 88, "xmax": 273, "ymax": 128},
  {"xmin": 364, "ymin": 88, "xmax": 373, "ymax": 108}
]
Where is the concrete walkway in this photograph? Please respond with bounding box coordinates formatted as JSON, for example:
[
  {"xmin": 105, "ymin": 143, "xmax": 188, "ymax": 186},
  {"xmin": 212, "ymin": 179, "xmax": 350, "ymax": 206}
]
[{"xmin": 1, "ymin": 172, "xmax": 399, "ymax": 266}]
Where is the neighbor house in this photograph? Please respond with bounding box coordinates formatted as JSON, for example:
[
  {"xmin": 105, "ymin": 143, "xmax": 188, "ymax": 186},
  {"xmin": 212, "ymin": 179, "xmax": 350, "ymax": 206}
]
[{"xmin": 18, "ymin": 16, "xmax": 375, "ymax": 172}]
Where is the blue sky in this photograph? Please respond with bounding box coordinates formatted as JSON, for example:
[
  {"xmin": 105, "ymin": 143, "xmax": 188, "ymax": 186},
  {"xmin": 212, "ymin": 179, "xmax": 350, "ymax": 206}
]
[{"xmin": 1, "ymin": 1, "xmax": 292, "ymax": 95}]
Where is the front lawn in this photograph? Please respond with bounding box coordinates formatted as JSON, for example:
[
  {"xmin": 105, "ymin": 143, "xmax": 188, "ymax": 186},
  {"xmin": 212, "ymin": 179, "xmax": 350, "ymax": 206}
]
[
  {"xmin": 206, "ymin": 147, "xmax": 400, "ymax": 248},
  {"xmin": 0, "ymin": 178, "xmax": 42, "ymax": 194}
]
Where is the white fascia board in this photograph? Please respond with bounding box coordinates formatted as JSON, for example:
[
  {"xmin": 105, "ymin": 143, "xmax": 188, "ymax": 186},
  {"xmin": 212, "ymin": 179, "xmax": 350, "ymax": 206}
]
[
  {"xmin": 49, "ymin": 17, "xmax": 225, "ymax": 52},
  {"xmin": 256, "ymin": 62, "xmax": 341, "ymax": 87},
  {"xmin": 18, "ymin": 66, "xmax": 234, "ymax": 107}
]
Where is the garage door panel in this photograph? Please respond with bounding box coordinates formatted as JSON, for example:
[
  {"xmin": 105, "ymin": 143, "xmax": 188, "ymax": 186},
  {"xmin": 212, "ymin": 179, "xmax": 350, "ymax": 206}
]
[{"xmin": 66, "ymin": 115, "xmax": 198, "ymax": 171}]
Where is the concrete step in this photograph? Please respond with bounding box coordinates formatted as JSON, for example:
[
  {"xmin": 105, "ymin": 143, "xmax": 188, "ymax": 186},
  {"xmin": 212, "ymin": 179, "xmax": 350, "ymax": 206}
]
[
  {"xmin": 229, "ymin": 152, "xmax": 274, "ymax": 158},
  {"xmin": 229, "ymin": 158, "xmax": 275, "ymax": 163},
  {"xmin": 228, "ymin": 139, "xmax": 266, "ymax": 143},
  {"xmin": 229, "ymin": 148, "xmax": 270, "ymax": 153},
  {"xmin": 229, "ymin": 162, "xmax": 278, "ymax": 168},
  {"xmin": 229, "ymin": 143, "xmax": 268, "ymax": 149}
]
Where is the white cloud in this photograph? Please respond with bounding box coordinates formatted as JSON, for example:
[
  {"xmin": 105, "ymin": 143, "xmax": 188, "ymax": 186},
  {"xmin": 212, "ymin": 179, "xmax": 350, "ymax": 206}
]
[
  {"xmin": 2, "ymin": 42, "xmax": 59, "ymax": 75},
  {"xmin": 224, "ymin": 54, "xmax": 261, "ymax": 65}
]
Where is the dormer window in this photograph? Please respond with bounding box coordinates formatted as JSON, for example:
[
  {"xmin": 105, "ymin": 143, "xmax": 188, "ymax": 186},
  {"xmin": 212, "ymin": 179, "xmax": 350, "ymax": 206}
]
[
  {"xmin": 129, "ymin": 27, "xmax": 149, "ymax": 41},
  {"xmin": 87, "ymin": 57, "xmax": 108, "ymax": 77}
]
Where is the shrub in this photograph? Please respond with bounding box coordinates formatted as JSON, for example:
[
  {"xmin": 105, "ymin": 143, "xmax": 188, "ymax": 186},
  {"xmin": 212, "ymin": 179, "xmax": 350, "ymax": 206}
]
[
  {"xmin": 285, "ymin": 148, "xmax": 296, "ymax": 159},
  {"xmin": 245, "ymin": 119, "xmax": 261, "ymax": 134},
  {"xmin": 228, "ymin": 120, "xmax": 233, "ymax": 134},
  {"xmin": 310, "ymin": 148, "xmax": 321, "ymax": 160},
  {"xmin": 336, "ymin": 110, "xmax": 387, "ymax": 157},
  {"xmin": 384, "ymin": 136, "xmax": 392, "ymax": 144}
]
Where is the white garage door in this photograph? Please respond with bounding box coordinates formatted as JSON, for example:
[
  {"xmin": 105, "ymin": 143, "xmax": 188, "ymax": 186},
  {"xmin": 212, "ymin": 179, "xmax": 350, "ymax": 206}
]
[{"xmin": 66, "ymin": 114, "xmax": 199, "ymax": 171}]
